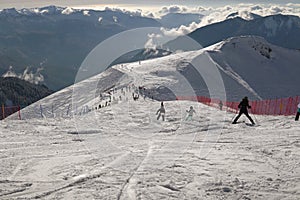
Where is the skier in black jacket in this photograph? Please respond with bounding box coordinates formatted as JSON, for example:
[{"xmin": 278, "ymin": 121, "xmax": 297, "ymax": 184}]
[{"xmin": 232, "ymin": 96, "xmax": 255, "ymax": 125}]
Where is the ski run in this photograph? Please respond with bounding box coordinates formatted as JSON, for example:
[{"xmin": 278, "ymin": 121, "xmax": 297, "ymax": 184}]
[{"xmin": 0, "ymin": 45, "xmax": 300, "ymax": 199}]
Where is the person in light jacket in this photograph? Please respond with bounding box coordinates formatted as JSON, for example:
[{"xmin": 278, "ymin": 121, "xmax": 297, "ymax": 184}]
[
  {"xmin": 186, "ymin": 106, "xmax": 196, "ymax": 121},
  {"xmin": 156, "ymin": 102, "xmax": 165, "ymax": 121},
  {"xmin": 295, "ymin": 103, "xmax": 300, "ymax": 121}
]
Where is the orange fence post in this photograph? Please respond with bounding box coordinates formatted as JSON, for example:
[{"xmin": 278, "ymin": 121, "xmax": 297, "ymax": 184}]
[
  {"xmin": 18, "ymin": 105, "xmax": 21, "ymax": 120},
  {"xmin": 2, "ymin": 104, "xmax": 5, "ymax": 119}
]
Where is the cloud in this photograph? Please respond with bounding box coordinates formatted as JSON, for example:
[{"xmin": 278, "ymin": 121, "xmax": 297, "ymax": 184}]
[
  {"xmin": 198, "ymin": 3, "xmax": 300, "ymax": 28},
  {"xmin": 104, "ymin": 7, "xmax": 142, "ymax": 17},
  {"xmin": 21, "ymin": 67, "xmax": 44, "ymax": 85},
  {"xmin": 250, "ymin": 5, "xmax": 263, "ymax": 11},
  {"xmin": 62, "ymin": 7, "xmax": 74, "ymax": 15},
  {"xmin": 158, "ymin": 5, "xmax": 188, "ymax": 15},
  {"xmin": 2, "ymin": 66, "xmax": 45, "ymax": 85},
  {"xmin": 143, "ymin": 3, "xmax": 300, "ymax": 39},
  {"xmin": 83, "ymin": 10, "xmax": 90, "ymax": 16},
  {"xmin": 155, "ymin": 5, "xmax": 209, "ymax": 18},
  {"xmin": 161, "ymin": 22, "xmax": 201, "ymax": 37},
  {"xmin": 144, "ymin": 33, "xmax": 163, "ymax": 49}
]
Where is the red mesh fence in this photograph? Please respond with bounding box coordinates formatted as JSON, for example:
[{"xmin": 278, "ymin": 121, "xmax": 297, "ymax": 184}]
[
  {"xmin": 176, "ymin": 96, "xmax": 300, "ymax": 116},
  {"xmin": 0, "ymin": 105, "xmax": 21, "ymax": 120}
]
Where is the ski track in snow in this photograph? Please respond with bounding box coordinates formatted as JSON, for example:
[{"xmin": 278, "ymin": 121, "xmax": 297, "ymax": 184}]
[
  {"xmin": 1, "ymin": 96, "xmax": 299, "ymax": 199},
  {"xmin": 1, "ymin": 57, "xmax": 300, "ymax": 199}
]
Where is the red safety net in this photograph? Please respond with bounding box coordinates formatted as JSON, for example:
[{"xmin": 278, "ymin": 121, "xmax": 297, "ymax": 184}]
[
  {"xmin": 0, "ymin": 105, "xmax": 21, "ymax": 120},
  {"xmin": 176, "ymin": 96, "xmax": 300, "ymax": 116}
]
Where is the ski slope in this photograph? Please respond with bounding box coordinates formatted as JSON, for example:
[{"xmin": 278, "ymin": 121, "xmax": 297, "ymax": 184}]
[
  {"xmin": 16, "ymin": 36, "xmax": 300, "ymax": 122},
  {"xmin": 1, "ymin": 97, "xmax": 299, "ymax": 199},
  {"xmin": 1, "ymin": 40, "xmax": 300, "ymax": 199}
]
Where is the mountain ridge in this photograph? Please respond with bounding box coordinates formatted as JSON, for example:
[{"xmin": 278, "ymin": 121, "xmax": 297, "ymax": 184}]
[
  {"xmin": 167, "ymin": 14, "xmax": 300, "ymax": 51},
  {"xmin": 19, "ymin": 35, "xmax": 300, "ymax": 120}
]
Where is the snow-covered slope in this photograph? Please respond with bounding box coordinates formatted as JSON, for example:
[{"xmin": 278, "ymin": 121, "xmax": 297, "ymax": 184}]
[
  {"xmin": 16, "ymin": 35, "xmax": 300, "ymax": 121},
  {"xmin": 1, "ymin": 93, "xmax": 299, "ymax": 199},
  {"xmin": 2, "ymin": 35, "xmax": 300, "ymax": 198},
  {"xmin": 207, "ymin": 36, "xmax": 300, "ymax": 99}
]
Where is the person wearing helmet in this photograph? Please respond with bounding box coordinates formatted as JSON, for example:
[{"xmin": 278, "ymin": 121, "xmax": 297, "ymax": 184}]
[
  {"xmin": 186, "ymin": 106, "xmax": 196, "ymax": 121},
  {"xmin": 232, "ymin": 96, "xmax": 255, "ymax": 125}
]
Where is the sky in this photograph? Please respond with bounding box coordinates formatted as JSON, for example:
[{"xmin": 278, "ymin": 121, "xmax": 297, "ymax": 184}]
[{"xmin": 1, "ymin": 0, "xmax": 300, "ymax": 11}]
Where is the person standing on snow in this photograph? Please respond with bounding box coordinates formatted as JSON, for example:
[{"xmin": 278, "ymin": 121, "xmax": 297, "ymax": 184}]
[
  {"xmin": 295, "ymin": 103, "xmax": 300, "ymax": 121},
  {"xmin": 219, "ymin": 100, "xmax": 223, "ymax": 111},
  {"xmin": 186, "ymin": 106, "xmax": 196, "ymax": 121},
  {"xmin": 232, "ymin": 96, "xmax": 255, "ymax": 125},
  {"xmin": 156, "ymin": 102, "xmax": 165, "ymax": 121}
]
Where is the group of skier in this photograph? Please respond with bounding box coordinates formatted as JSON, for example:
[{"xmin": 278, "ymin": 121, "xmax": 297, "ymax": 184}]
[
  {"xmin": 156, "ymin": 102, "xmax": 196, "ymax": 122},
  {"xmin": 156, "ymin": 96, "xmax": 300, "ymax": 125}
]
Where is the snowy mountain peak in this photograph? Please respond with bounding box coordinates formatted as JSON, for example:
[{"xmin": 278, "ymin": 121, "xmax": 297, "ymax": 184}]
[
  {"xmin": 61, "ymin": 7, "xmax": 75, "ymax": 15},
  {"xmin": 0, "ymin": 8, "xmax": 20, "ymax": 16},
  {"xmin": 0, "ymin": 5, "xmax": 64, "ymax": 16},
  {"xmin": 38, "ymin": 5, "xmax": 64, "ymax": 15},
  {"xmin": 226, "ymin": 11, "xmax": 261, "ymax": 20},
  {"xmin": 208, "ymin": 36, "xmax": 275, "ymax": 60},
  {"xmin": 209, "ymin": 36, "xmax": 268, "ymax": 50},
  {"xmin": 2, "ymin": 66, "xmax": 17, "ymax": 78}
]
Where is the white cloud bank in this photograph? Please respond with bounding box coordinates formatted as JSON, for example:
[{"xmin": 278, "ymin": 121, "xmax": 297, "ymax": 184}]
[
  {"xmin": 2, "ymin": 66, "xmax": 45, "ymax": 85},
  {"xmin": 153, "ymin": 3, "xmax": 300, "ymax": 37}
]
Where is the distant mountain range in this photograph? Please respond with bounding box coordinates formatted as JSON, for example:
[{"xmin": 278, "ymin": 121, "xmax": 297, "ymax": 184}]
[
  {"xmin": 0, "ymin": 6, "xmax": 161, "ymax": 90},
  {"xmin": 1, "ymin": 6, "xmax": 299, "ymax": 93},
  {"xmin": 21, "ymin": 35, "xmax": 300, "ymax": 119},
  {"xmin": 168, "ymin": 14, "xmax": 300, "ymax": 51},
  {"xmin": 158, "ymin": 13, "xmax": 203, "ymax": 28}
]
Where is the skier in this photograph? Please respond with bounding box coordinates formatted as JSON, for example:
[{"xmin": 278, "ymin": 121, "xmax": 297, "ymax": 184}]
[
  {"xmin": 219, "ymin": 100, "xmax": 223, "ymax": 111},
  {"xmin": 232, "ymin": 96, "xmax": 255, "ymax": 125},
  {"xmin": 295, "ymin": 103, "xmax": 300, "ymax": 121},
  {"xmin": 156, "ymin": 102, "xmax": 165, "ymax": 121},
  {"xmin": 186, "ymin": 106, "xmax": 196, "ymax": 121}
]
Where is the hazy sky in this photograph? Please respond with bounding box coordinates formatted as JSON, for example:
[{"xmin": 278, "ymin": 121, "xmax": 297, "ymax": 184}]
[{"xmin": 1, "ymin": 0, "xmax": 299, "ymax": 10}]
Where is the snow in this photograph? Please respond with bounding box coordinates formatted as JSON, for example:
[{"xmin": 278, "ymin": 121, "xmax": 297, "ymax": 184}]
[
  {"xmin": 1, "ymin": 99, "xmax": 299, "ymax": 199},
  {"xmin": 62, "ymin": 7, "xmax": 74, "ymax": 15},
  {"xmin": 113, "ymin": 16, "xmax": 118, "ymax": 23},
  {"xmin": 206, "ymin": 36, "xmax": 300, "ymax": 100},
  {"xmin": 2, "ymin": 66, "xmax": 17, "ymax": 78},
  {"xmin": 2, "ymin": 66, "xmax": 44, "ymax": 85},
  {"xmin": 83, "ymin": 10, "xmax": 90, "ymax": 16},
  {"xmin": 1, "ymin": 52, "xmax": 299, "ymax": 198}
]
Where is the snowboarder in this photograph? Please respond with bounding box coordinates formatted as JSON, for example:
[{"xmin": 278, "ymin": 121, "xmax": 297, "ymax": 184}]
[
  {"xmin": 186, "ymin": 106, "xmax": 196, "ymax": 121},
  {"xmin": 156, "ymin": 102, "xmax": 165, "ymax": 121},
  {"xmin": 232, "ymin": 96, "xmax": 255, "ymax": 125},
  {"xmin": 295, "ymin": 103, "xmax": 300, "ymax": 121}
]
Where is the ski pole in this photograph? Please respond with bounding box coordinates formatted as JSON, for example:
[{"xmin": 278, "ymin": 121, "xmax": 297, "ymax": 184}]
[
  {"xmin": 230, "ymin": 113, "xmax": 237, "ymax": 123},
  {"xmin": 230, "ymin": 107, "xmax": 238, "ymax": 123},
  {"xmin": 250, "ymin": 108, "xmax": 259, "ymax": 125}
]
